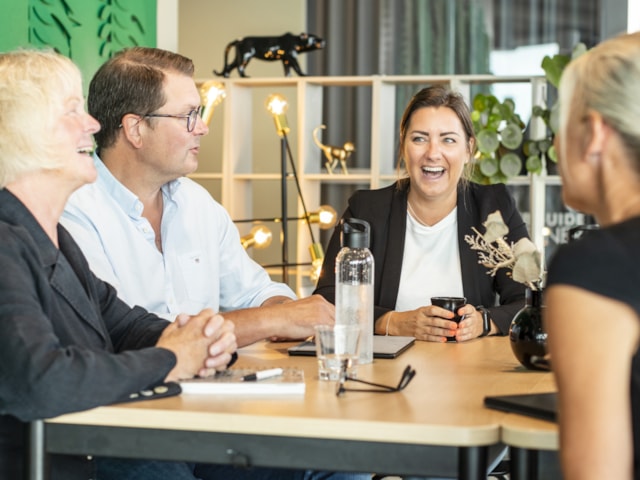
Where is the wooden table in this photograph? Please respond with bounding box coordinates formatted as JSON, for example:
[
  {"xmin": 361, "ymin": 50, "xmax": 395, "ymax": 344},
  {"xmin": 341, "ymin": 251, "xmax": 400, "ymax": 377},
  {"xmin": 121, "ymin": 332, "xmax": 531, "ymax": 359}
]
[
  {"xmin": 501, "ymin": 405, "xmax": 560, "ymax": 480},
  {"xmin": 41, "ymin": 336, "xmax": 557, "ymax": 479}
]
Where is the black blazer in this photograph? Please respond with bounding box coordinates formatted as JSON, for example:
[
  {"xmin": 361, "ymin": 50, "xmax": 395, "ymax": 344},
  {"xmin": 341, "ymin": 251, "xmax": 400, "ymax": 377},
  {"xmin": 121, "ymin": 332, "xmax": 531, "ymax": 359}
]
[
  {"xmin": 314, "ymin": 180, "xmax": 528, "ymax": 334},
  {"xmin": 0, "ymin": 189, "xmax": 176, "ymax": 479}
]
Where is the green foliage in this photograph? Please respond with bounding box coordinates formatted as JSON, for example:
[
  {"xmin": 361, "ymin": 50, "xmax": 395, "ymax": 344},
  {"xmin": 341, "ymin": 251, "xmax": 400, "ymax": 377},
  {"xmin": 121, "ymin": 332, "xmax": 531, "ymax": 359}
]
[
  {"xmin": 470, "ymin": 94, "xmax": 525, "ymax": 184},
  {"xmin": 471, "ymin": 43, "xmax": 589, "ymax": 184},
  {"xmin": 24, "ymin": 0, "xmax": 156, "ymax": 94},
  {"xmin": 523, "ymin": 137, "xmax": 555, "ymax": 174},
  {"xmin": 534, "ymin": 43, "xmax": 588, "ymax": 135},
  {"xmin": 528, "ymin": 43, "xmax": 588, "ymax": 169},
  {"xmin": 29, "ymin": 0, "xmax": 81, "ymax": 57},
  {"xmin": 540, "ymin": 54, "xmax": 569, "ymax": 89},
  {"xmin": 540, "ymin": 43, "xmax": 588, "ymax": 88},
  {"xmin": 98, "ymin": 0, "xmax": 148, "ymax": 60}
]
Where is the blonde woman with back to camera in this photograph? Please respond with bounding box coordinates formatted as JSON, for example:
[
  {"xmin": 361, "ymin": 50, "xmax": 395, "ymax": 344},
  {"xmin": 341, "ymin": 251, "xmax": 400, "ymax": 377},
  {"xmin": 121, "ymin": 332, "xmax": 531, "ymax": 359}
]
[{"xmin": 545, "ymin": 31, "xmax": 640, "ymax": 480}]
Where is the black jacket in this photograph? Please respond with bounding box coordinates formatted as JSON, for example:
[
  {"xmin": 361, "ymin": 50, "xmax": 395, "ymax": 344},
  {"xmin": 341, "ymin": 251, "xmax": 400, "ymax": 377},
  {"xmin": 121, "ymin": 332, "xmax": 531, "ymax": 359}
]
[
  {"xmin": 314, "ymin": 180, "xmax": 528, "ymax": 333},
  {"xmin": 0, "ymin": 189, "xmax": 176, "ymax": 479}
]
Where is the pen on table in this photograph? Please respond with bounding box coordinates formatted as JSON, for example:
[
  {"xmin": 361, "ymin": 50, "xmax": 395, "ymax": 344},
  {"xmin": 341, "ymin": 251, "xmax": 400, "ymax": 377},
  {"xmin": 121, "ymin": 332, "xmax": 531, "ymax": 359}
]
[{"xmin": 240, "ymin": 368, "xmax": 283, "ymax": 382}]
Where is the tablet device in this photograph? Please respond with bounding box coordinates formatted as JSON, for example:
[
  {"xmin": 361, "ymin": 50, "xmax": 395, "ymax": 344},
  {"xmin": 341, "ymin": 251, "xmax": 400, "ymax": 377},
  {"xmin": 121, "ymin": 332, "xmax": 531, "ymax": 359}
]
[
  {"xmin": 484, "ymin": 392, "xmax": 557, "ymax": 422},
  {"xmin": 288, "ymin": 335, "xmax": 415, "ymax": 359}
]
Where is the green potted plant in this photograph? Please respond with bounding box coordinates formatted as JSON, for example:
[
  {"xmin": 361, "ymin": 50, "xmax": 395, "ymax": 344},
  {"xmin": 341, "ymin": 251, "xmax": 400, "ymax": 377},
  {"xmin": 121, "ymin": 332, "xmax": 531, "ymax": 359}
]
[
  {"xmin": 470, "ymin": 94, "xmax": 526, "ymax": 184},
  {"xmin": 470, "ymin": 43, "xmax": 588, "ymax": 184},
  {"xmin": 524, "ymin": 43, "xmax": 588, "ymax": 174}
]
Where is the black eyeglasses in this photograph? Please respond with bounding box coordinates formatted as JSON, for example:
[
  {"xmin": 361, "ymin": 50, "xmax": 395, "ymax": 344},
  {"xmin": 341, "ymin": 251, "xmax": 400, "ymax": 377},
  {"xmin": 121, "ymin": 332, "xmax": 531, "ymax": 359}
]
[
  {"xmin": 336, "ymin": 363, "xmax": 416, "ymax": 396},
  {"xmin": 142, "ymin": 108, "xmax": 200, "ymax": 132}
]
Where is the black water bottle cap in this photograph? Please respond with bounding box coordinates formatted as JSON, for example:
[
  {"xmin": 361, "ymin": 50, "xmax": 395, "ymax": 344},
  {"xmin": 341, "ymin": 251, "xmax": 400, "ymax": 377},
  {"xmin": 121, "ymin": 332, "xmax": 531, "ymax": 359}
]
[{"xmin": 340, "ymin": 218, "xmax": 370, "ymax": 249}]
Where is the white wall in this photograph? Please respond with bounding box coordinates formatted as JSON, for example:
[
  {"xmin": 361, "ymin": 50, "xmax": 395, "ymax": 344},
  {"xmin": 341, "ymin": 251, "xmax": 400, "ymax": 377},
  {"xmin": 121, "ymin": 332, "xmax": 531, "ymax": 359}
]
[
  {"xmin": 177, "ymin": 0, "xmax": 307, "ymax": 79},
  {"xmin": 629, "ymin": 0, "xmax": 640, "ymax": 32},
  {"xmin": 156, "ymin": 0, "xmax": 178, "ymax": 52}
]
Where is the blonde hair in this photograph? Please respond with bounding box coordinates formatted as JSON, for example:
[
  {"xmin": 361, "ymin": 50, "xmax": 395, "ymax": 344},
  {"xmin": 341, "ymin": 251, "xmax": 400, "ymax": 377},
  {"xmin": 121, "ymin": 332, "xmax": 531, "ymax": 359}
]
[
  {"xmin": 0, "ymin": 49, "xmax": 83, "ymax": 187},
  {"xmin": 558, "ymin": 31, "xmax": 640, "ymax": 170}
]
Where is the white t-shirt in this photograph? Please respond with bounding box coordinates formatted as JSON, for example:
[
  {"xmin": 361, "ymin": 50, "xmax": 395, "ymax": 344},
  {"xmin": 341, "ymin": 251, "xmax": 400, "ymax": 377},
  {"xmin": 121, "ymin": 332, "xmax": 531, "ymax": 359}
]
[{"xmin": 394, "ymin": 207, "xmax": 464, "ymax": 311}]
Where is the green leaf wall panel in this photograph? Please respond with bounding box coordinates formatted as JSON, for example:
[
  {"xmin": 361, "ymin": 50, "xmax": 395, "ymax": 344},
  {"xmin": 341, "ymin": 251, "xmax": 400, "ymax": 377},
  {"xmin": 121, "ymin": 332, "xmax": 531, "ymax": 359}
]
[{"xmin": 0, "ymin": 0, "xmax": 156, "ymax": 89}]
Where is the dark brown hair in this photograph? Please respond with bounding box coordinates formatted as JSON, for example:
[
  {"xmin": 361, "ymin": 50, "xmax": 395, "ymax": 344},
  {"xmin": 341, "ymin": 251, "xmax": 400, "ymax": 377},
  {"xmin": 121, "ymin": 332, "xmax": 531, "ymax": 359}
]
[{"xmin": 88, "ymin": 47, "xmax": 195, "ymax": 150}]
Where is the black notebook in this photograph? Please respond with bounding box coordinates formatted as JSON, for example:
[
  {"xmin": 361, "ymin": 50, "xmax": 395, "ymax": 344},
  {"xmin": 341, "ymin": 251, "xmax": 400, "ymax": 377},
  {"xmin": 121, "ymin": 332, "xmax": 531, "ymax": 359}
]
[
  {"xmin": 484, "ymin": 392, "xmax": 558, "ymax": 422},
  {"xmin": 288, "ymin": 335, "xmax": 415, "ymax": 359}
]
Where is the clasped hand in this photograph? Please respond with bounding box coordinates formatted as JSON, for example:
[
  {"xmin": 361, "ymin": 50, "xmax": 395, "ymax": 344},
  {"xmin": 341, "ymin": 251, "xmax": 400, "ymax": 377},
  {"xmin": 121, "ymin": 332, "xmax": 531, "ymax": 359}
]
[
  {"xmin": 157, "ymin": 309, "xmax": 237, "ymax": 382},
  {"xmin": 390, "ymin": 304, "xmax": 484, "ymax": 343}
]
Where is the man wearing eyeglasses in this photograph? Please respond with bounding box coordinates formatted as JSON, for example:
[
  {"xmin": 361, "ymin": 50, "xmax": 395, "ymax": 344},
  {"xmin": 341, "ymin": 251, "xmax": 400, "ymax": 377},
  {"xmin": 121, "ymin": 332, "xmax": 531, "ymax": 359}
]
[
  {"xmin": 61, "ymin": 47, "xmax": 334, "ymax": 347},
  {"xmin": 59, "ymin": 46, "xmax": 363, "ymax": 480}
]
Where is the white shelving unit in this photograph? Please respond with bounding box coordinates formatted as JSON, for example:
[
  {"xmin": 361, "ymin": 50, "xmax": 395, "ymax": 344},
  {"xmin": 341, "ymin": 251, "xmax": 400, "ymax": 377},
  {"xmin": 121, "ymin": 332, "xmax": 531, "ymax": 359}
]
[{"xmin": 191, "ymin": 75, "xmax": 555, "ymax": 295}]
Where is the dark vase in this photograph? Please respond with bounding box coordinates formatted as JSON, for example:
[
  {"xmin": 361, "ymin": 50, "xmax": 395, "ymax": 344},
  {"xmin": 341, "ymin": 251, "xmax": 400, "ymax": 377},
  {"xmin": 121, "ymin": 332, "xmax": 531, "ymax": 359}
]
[{"xmin": 509, "ymin": 287, "xmax": 548, "ymax": 370}]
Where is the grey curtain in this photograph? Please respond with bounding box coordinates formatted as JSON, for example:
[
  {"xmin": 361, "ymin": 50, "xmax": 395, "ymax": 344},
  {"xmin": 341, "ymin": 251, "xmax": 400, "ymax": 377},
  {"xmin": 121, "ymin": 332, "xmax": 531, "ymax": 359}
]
[
  {"xmin": 305, "ymin": 0, "xmax": 617, "ymax": 242},
  {"xmin": 306, "ymin": 0, "xmax": 492, "ymax": 215}
]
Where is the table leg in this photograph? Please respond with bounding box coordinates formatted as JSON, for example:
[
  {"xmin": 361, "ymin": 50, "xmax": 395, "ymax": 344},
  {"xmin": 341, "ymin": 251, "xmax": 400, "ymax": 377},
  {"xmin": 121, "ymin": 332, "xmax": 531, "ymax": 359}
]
[
  {"xmin": 458, "ymin": 446, "xmax": 488, "ymax": 480},
  {"xmin": 510, "ymin": 447, "xmax": 538, "ymax": 480},
  {"xmin": 27, "ymin": 420, "xmax": 45, "ymax": 480}
]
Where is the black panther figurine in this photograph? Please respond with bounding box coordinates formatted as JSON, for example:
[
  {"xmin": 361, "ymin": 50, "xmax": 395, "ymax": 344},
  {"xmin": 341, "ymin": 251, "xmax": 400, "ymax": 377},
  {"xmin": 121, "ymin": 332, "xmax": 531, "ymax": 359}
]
[{"xmin": 214, "ymin": 32, "xmax": 325, "ymax": 77}]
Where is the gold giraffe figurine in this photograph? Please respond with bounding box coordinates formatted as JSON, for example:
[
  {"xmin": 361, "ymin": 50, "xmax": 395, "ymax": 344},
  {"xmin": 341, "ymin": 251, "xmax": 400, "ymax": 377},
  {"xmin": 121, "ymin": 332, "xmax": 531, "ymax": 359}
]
[{"xmin": 312, "ymin": 125, "xmax": 355, "ymax": 175}]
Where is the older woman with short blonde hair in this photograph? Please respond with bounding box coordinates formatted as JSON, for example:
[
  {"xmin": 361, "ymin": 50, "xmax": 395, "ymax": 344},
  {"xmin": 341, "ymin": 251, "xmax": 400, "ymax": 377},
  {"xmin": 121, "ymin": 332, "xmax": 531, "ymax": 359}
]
[{"xmin": 0, "ymin": 49, "xmax": 235, "ymax": 480}]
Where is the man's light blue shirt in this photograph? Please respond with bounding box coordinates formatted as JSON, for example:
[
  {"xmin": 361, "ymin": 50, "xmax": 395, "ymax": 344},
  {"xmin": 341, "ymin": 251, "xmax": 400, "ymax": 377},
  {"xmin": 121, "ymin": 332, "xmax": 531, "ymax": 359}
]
[{"xmin": 61, "ymin": 155, "xmax": 295, "ymax": 320}]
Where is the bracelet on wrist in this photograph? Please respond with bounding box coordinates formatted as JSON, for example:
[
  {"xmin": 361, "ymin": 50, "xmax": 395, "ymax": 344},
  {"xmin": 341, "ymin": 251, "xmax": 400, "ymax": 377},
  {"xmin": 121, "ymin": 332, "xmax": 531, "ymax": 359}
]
[{"xmin": 385, "ymin": 312, "xmax": 393, "ymax": 336}]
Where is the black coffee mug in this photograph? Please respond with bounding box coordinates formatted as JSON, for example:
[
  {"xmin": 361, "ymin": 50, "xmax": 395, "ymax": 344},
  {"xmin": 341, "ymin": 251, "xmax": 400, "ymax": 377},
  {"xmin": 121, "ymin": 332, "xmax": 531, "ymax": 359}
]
[{"xmin": 431, "ymin": 296, "xmax": 466, "ymax": 342}]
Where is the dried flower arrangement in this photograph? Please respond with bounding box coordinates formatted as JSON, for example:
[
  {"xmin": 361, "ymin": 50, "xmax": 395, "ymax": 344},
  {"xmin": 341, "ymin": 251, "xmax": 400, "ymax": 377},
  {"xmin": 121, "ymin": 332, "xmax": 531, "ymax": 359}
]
[{"xmin": 464, "ymin": 211, "xmax": 543, "ymax": 290}]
